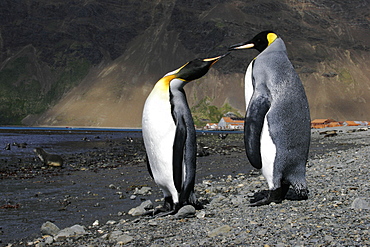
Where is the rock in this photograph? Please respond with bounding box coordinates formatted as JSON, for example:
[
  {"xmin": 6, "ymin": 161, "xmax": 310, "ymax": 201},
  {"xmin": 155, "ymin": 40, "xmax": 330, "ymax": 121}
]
[
  {"xmin": 116, "ymin": 234, "xmax": 134, "ymax": 245},
  {"xmin": 54, "ymin": 225, "xmax": 87, "ymax": 241},
  {"xmin": 148, "ymin": 220, "xmax": 158, "ymax": 226},
  {"xmin": 128, "ymin": 200, "xmax": 153, "ymax": 216},
  {"xmin": 174, "ymin": 205, "xmax": 196, "ymax": 219},
  {"xmin": 108, "ymin": 230, "xmax": 133, "ymax": 244},
  {"xmin": 196, "ymin": 211, "xmax": 206, "ymax": 219},
  {"xmin": 40, "ymin": 221, "xmax": 60, "ymax": 236},
  {"xmin": 133, "ymin": 186, "xmax": 152, "ymax": 195},
  {"xmin": 346, "ymin": 159, "xmax": 355, "ymax": 164},
  {"xmin": 351, "ymin": 197, "xmax": 370, "ymax": 209},
  {"xmin": 140, "ymin": 200, "xmax": 153, "ymax": 210},
  {"xmin": 43, "ymin": 235, "xmax": 54, "ymax": 244},
  {"xmin": 207, "ymin": 225, "xmax": 232, "ymax": 237}
]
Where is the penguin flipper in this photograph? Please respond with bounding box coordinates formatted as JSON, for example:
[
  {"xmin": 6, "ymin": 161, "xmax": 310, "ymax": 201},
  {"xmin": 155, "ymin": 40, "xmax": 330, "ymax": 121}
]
[
  {"xmin": 173, "ymin": 116, "xmax": 187, "ymax": 193},
  {"xmin": 244, "ymin": 94, "xmax": 270, "ymax": 169},
  {"xmin": 145, "ymin": 154, "xmax": 154, "ymax": 179}
]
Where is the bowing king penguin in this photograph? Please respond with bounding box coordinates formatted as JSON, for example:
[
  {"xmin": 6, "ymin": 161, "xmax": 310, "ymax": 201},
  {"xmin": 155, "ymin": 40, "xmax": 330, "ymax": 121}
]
[
  {"xmin": 142, "ymin": 54, "xmax": 227, "ymax": 215},
  {"xmin": 229, "ymin": 31, "xmax": 311, "ymax": 206}
]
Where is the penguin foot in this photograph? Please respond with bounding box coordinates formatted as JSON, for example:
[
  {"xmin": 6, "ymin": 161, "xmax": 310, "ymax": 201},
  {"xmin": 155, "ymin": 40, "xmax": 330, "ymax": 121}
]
[
  {"xmin": 153, "ymin": 203, "xmax": 181, "ymax": 217},
  {"xmin": 250, "ymin": 187, "xmax": 284, "ymax": 207}
]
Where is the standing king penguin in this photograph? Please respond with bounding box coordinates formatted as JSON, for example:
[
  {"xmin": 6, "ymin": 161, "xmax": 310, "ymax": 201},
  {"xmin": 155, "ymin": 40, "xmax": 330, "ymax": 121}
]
[
  {"xmin": 142, "ymin": 54, "xmax": 227, "ymax": 215},
  {"xmin": 229, "ymin": 31, "xmax": 311, "ymax": 206}
]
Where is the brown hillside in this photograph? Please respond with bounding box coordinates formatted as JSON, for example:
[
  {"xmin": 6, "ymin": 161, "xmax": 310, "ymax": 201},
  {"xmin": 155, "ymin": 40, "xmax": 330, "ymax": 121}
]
[{"xmin": 2, "ymin": 0, "xmax": 368, "ymax": 127}]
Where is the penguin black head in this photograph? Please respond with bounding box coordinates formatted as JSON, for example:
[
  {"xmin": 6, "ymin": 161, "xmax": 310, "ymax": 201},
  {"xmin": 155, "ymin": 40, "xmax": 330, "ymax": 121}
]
[
  {"xmin": 229, "ymin": 31, "xmax": 278, "ymax": 52},
  {"xmin": 172, "ymin": 53, "xmax": 229, "ymax": 82}
]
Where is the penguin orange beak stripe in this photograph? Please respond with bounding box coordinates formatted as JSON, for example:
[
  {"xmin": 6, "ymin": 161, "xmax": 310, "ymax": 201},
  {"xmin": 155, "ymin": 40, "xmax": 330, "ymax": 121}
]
[
  {"xmin": 203, "ymin": 53, "xmax": 230, "ymax": 66},
  {"xmin": 232, "ymin": 43, "xmax": 255, "ymax": 50}
]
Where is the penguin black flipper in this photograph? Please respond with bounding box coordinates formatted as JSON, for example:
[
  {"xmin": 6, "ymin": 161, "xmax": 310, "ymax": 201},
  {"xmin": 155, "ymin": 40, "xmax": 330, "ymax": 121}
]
[
  {"xmin": 179, "ymin": 114, "xmax": 197, "ymax": 206},
  {"xmin": 146, "ymin": 154, "xmax": 154, "ymax": 179},
  {"xmin": 172, "ymin": 115, "xmax": 187, "ymax": 193},
  {"xmin": 244, "ymin": 93, "xmax": 271, "ymax": 169}
]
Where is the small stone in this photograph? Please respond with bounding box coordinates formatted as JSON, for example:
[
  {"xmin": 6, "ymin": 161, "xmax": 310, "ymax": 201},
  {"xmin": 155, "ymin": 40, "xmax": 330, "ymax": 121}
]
[
  {"xmin": 128, "ymin": 200, "xmax": 153, "ymax": 216},
  {"xmin": 109, "ymin": 230, "xmax": 133, "ymax": 244},
  {"xmin": 174, "ymin": 205, "xmax": 196, "ymax": 219},
  {"xmin": 133, "ymin": 186, "xmax": 152, "ymax": 195},
  {"xmin": 116, "ymin": 234, "xmax": 134, "ymax": 245},
  {"xmin": 117, "ymin": 234, "xmax": 134, "ymax": 246},
  {"xmin": 43, "ymin": 235, "xmax": 53, "ymax": 244},
  {"xmin": 351, "ymin": 197, "xmax": 370, "ymax": 209},
  {"xmin": 128, "ymin": 206, "xmax": 145, "ymax": 216},
  {"xmin": 130, "ymin": 195, "xmax": 136, "ymax": 200},
  {"xmin": 140, "ymin": 200, "xmax": 153, "ymax": 210},
  {"xmin": 41, "ymin": 221, "xmax": 60, "ymax": 236},
  {"xmin": 106, "ymin": 220, "xmax": 116, "ymax": 225},
  {"xmin": 324, "ymin": 235, "xmax": 334, "ymax": 242},
  {"xmin": 148, "ymin": 220, "xmax": 158, "ymax": 226},
  {"xmin": 196, "ymin": 211, "xmax": 206, "ymax": 219},
  {"xmin": 92, "ymin": 220, "xmax": 99, "ymax": 226},
  {"xmin": 207, "ymin": 225, "xmax": 232, "ymax": 237},
  {"xmin": 109, "ymin": 230, "xmax": 123, "ymax": 241},
  {"xmin": 54, "ymin": 225, "xmax": 86, "ymax": 241},
  {"xmin": 346, "ymin": 159, "xmax": 355, "ymax": 164}
]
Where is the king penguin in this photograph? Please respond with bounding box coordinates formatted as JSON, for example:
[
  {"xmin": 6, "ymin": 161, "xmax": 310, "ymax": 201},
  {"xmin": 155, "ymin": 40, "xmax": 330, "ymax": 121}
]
[
  {"xmin": 142, "ymin": 54, "xmax": 227, "ymax": 215},
  {"xmin": 229, "ymin": 31, "xmax": 311, "ymax": 206}
]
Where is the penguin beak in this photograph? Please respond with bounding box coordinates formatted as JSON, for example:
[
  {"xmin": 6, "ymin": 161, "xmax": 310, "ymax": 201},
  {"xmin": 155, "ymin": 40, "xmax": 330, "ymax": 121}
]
[
  {"xmin": 202, "ymin": 52, "xmax": 230, "ymax": 67},
  {"xmin": 228, "ymin": 42, "xmax": 254, "ymax": 51}
]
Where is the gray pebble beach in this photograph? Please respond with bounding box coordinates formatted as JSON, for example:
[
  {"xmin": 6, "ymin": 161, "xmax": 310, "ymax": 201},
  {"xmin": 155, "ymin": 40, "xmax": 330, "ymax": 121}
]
[{"xmin": 7, "ymin": 127, "xmax": 370, "ymax": 246}]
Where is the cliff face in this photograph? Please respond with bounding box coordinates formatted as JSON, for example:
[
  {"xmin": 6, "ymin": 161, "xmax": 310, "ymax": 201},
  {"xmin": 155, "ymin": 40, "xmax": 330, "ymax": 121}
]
[{"xmin": 1, "ymin": 0, "xmax": 369, "ymax": 127}]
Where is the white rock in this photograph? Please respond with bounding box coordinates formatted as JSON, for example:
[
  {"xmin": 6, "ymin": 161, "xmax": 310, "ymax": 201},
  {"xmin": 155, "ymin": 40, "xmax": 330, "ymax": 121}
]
[
  {"xmin": 40, "ymin": 221, "xmax": 60, "ymax": 236},
  {"xmin": 128, "ymin": 200, "xmax": 153, "ymax": 216},
  {"xmin": 53, "ymin": 225, "xmax": 86, "ymax": 241},
  {"xmin": 133, "ymin": 186, "xmax": 152, "ymax": 195},
  {"xmin": 196, "ymin": 211, "xmax": 206, "ymax": 219}
]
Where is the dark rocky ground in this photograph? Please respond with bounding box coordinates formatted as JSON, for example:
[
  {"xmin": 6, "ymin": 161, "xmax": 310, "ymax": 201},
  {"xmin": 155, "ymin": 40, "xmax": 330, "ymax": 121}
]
[{"xmin": 1, "ymin": 127, "xmax": 370, "ymax": 246}]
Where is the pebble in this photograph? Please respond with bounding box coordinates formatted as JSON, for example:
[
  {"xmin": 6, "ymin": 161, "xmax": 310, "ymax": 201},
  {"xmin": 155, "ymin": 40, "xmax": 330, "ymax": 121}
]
[
  {"xmin": 53, "ymin": 225, "xmax": 87, "ymax": 241},
  {"xmin": 40, "ymin": 221, "xmax": 60, "ymax": 236},
  {"xmin": 128, "ymin": 200, "xmax": 153, "ymax": 216},
  {"xmin": 207, "ymin": 225, "xmax": 232, "ymax": 237},
  {"xmin": 174, "ymin": 205, "xmax": 196, "ymax": 219},
  {"xmin": 351, "ymin": 197, "xmax": 370, "ymax": 209},
  {"xmin": 133, "ymin": 186, "xmax": 152, "ymax": 195}
]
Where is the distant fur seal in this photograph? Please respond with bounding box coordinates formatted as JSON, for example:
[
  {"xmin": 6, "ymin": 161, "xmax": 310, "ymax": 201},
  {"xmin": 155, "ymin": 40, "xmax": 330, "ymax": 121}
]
[{"xmin": 34, "ymin": 147, "xmax": 64, "ymax": 167}]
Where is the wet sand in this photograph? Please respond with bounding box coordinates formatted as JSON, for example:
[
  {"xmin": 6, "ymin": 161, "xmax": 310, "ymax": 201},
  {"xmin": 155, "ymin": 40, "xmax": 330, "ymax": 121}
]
[{"xmin": 1, "ymin": 130, "xmax": 249, "ymax": 244}]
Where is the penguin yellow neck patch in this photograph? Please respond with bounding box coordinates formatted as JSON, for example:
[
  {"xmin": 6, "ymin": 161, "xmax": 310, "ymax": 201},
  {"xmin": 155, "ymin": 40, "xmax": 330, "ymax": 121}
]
[
  {"xmin": 267, "ymin": 33, "xmax": 278, "ymax": 46},
  {"xmin": 154, "ymin": 74, "xmax": 176, "ymax": 92}
]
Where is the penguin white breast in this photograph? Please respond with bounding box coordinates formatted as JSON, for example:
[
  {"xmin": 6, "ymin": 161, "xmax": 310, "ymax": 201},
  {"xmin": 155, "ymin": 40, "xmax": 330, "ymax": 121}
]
[
  {"xmin": 260, "ymin": 116, "xmax": 276, "ymax": 190},
  {"xmin": 142, "ymin": 85, "xmax": 176, "ymax": 186},
  {"xmin": 244, "ymin": 61, "xmax": 254, "ymax": 110}
]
